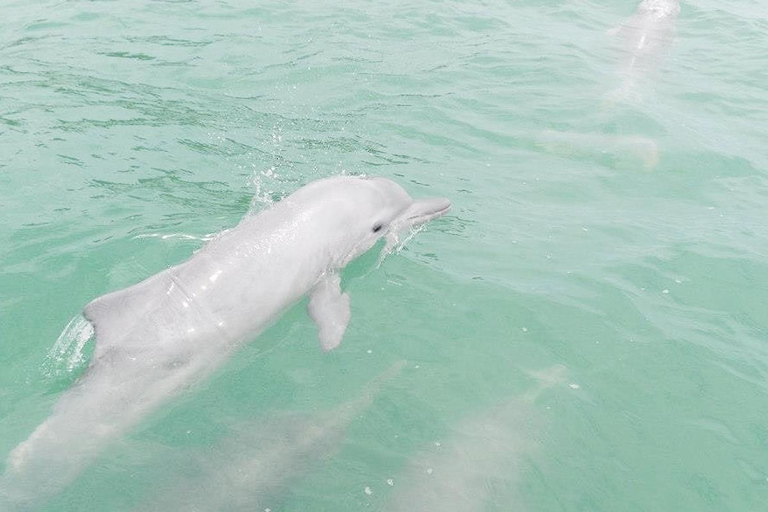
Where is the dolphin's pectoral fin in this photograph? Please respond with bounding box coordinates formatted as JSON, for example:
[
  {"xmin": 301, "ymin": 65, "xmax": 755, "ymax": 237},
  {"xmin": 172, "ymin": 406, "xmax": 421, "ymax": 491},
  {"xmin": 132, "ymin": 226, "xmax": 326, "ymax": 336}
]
[
  {"xmin": 308, "ymin": 273, "xmax": 351, "ymax": 351},
  {"xmin": 83, "ymin": 266, "xmax": 178, "ymax": 357}
]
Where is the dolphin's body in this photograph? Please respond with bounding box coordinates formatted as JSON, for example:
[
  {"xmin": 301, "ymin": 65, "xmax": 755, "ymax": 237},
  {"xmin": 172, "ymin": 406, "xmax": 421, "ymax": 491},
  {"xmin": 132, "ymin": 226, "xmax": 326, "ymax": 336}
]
[
  {"xmin": 608, "ymin": 0, "xmax": 680, "ymax": 97},
  {"xmin": 140, "ymin": 361, "xmax": 405, "ymax": 512},
  {"xmin": 2, "ymin": 176, "xmax": 449, "ymax": 506}
]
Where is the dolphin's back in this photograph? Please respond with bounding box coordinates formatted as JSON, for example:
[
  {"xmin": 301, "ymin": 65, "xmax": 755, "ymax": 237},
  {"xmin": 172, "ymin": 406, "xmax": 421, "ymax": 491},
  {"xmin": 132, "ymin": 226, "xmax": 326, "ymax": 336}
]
[
  {"xmin": 82, "ymin": 198, "xmax": 331, "ymax": 362},
  {"xmin": 83, "ymin": 266, "xmax": 183, "ymax": 357}
]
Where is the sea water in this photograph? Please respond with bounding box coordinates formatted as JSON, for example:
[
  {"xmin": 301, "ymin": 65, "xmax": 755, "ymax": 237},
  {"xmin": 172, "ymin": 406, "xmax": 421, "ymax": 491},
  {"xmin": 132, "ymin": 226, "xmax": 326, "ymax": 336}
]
[{"xmin": 1, "ymin": 1, "xmax": 766, "ymax": 510}]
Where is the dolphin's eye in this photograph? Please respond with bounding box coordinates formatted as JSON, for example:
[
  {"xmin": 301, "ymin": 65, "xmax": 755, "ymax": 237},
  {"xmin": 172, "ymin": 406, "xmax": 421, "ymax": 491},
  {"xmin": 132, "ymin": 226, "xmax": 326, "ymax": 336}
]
[{"xmin": 372, "ymin": 223, "xmax": 383, "ymax": 233}]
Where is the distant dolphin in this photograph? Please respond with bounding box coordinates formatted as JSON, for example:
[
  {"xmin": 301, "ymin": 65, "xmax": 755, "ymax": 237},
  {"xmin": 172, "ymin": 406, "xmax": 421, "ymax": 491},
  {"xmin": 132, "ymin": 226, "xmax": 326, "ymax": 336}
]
[
  {"xmin": 2, "ymin": 176, "xmax": 450, "ymax": 506},
  {"xmin": 608, "ymin": 0, "xmax": 681, "ymax": 98},
  {"xmin": 535, "ymin": 129, "xmax": 659, "ymax": 171},
  {"xmin": 139, "ymin": 360, "xmax": 406, "ymax": 512}
]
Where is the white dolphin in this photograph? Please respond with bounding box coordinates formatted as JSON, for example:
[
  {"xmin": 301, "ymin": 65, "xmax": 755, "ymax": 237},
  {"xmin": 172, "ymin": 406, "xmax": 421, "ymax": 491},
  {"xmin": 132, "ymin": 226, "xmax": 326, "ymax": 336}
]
[
  {"xmin": 384, "ymin": 365, "xmax": 567, "ymax": 512},
  {"xmin": 1, "ymin": 175, "xmax": 450, "ymax": 506},
  {"xmin": 139, "ymin": 360, "xmax": 406, "ymax": 512},
  {"xmin": 608, "ymin": 0, "xmax": 681, "ymax": 99}
]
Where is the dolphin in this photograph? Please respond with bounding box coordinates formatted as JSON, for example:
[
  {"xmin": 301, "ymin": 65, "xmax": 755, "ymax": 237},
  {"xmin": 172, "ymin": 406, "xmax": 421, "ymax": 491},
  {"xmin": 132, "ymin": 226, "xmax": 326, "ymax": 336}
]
[
  {"xmin": 383, "ymin": 365, "xmax": 566, "ymax": 512},
  {"xmin": 1, "ymin": 175, "xmax": 450, "ymax": 506},
  {"xmin": 384, "ymin": 403, "xmax": 537, "ymax": 512},
  {"xmin": 535, "ymin": 129, "xmax": 660, "ymax": 171},
  {"xmin": 607, "ymin": 0, "xmax": 681, "ymax": 99},
  {"xmin": 138, "ymin": 360, "xmax": 406, "ymax": 512}
]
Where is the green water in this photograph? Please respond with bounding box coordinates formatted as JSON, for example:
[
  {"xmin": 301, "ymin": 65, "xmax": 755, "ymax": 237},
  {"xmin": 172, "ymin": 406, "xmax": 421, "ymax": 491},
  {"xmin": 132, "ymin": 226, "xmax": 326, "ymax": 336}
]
[{"xmin": 1, "ymin": 0, "xmax": 767, "ymax": 510}]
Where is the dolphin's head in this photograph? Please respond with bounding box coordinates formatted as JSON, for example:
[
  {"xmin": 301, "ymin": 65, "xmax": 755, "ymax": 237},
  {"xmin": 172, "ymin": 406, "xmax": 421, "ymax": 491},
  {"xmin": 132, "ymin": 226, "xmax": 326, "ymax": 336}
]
[
  {"xmin": 364, "ymin": 176, "xmax": 451, "ymax": 233},
  {"xmin": 300, "ymin": 176, "xmax": 450, "ymax": 267},
  {"xmin": 346, "ymin": 176, "xmax": 450, "ymax": 265}
]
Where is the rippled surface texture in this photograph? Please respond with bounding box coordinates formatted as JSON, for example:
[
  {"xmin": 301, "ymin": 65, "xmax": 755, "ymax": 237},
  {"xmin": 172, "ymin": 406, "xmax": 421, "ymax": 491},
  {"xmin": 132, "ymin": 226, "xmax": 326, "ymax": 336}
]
[{"xmin": 1, "ymin": 1, "xmax": 767, "ymax": 510}]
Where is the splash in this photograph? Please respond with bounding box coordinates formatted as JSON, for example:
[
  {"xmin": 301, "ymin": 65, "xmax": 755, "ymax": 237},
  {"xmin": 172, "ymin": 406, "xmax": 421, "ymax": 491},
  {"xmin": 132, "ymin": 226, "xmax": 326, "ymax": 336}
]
[
  {"xmin": 43, "ymin": 315, "xmax": 94, "ymax": 378},
  {"xmin": 248, "ymin": 167, "xmax": 278, "ymax": 213},
  {"xmin": 378, "ymin": 224, "xmax": 428, "ymax": 267}
]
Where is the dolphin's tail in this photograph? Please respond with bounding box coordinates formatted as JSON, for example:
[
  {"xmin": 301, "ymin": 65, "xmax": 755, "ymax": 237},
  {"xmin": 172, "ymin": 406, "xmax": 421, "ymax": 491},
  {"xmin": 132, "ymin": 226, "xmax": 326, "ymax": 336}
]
[
  {"xmin": 603, "ymin": 76, "xmax": 642, "ymax": 109},
  {"xmin": 3, "ymin": 355, "xmax": 178, "ymax": 507},
  {"xmin": 333, "ymin": 360, "xmax": 407, "ymax": 424},
  {"xmin": 2, "ymin": 366, "xmax": 127, "ymax": 507}
]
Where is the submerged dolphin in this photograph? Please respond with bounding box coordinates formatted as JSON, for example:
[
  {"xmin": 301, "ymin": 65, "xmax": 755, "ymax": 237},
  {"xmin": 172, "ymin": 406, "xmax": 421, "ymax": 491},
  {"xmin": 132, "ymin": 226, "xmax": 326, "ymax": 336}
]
[
  {"xmin": 2, "ymin": 176, "xmax": 450, "ymax": 506},
  {"xmin": 385, "ymin": 402, "xmax": 537, "ymax": 512},
  {"xmin": 535, "ymin": 129, "xmax": 659, "ymax": 171},
  {"xmin": 608, "ymin": 0, "xmax": 681, "ymax": 98},
  {"xmin": 384, "ymin": 365, "xmax": 566, "ymax": 512},
  {"xmin": 140, "ymin": 360, "xmax": 406, "ymax": 511}
]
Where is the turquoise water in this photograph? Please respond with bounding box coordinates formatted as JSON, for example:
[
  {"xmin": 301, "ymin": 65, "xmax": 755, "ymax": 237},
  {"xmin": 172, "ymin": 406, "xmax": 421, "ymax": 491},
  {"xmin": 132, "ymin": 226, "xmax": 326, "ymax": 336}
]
[{"xmin": 2, "ymin": 0, "xmax": 767, "ymax": 510}]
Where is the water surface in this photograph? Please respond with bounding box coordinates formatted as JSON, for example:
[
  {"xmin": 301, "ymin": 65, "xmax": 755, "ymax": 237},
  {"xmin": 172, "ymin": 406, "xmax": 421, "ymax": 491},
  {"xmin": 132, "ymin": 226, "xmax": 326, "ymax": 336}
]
[{"xmin": 1, "ymin": 1, "xmax": 767, "ymax": 510}]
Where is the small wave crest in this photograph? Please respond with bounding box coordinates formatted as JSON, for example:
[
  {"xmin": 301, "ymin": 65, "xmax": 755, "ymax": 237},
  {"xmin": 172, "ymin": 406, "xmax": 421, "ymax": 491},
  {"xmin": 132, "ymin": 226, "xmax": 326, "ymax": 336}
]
[{"xmin": 132, "ymin": 232, "xmax": 211, "ymax": 241}]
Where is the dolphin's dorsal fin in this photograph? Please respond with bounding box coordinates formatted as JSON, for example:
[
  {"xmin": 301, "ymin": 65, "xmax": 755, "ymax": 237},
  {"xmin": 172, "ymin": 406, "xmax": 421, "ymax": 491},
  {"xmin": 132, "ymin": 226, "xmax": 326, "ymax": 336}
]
[
  {"xmin": 308, "ymin": 273, "xmax": 350, "ymax": 351},
  {"xmin": 83, "ymin": 267, "xmax": 177, "ymax": 354}
]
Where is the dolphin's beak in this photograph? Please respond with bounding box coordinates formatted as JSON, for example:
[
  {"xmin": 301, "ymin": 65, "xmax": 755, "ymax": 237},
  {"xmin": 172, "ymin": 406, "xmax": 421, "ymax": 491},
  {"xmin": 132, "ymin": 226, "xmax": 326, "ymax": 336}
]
[{"xmin": 397, "ymin": 197, "xmax": 451, "ymax": 229}]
